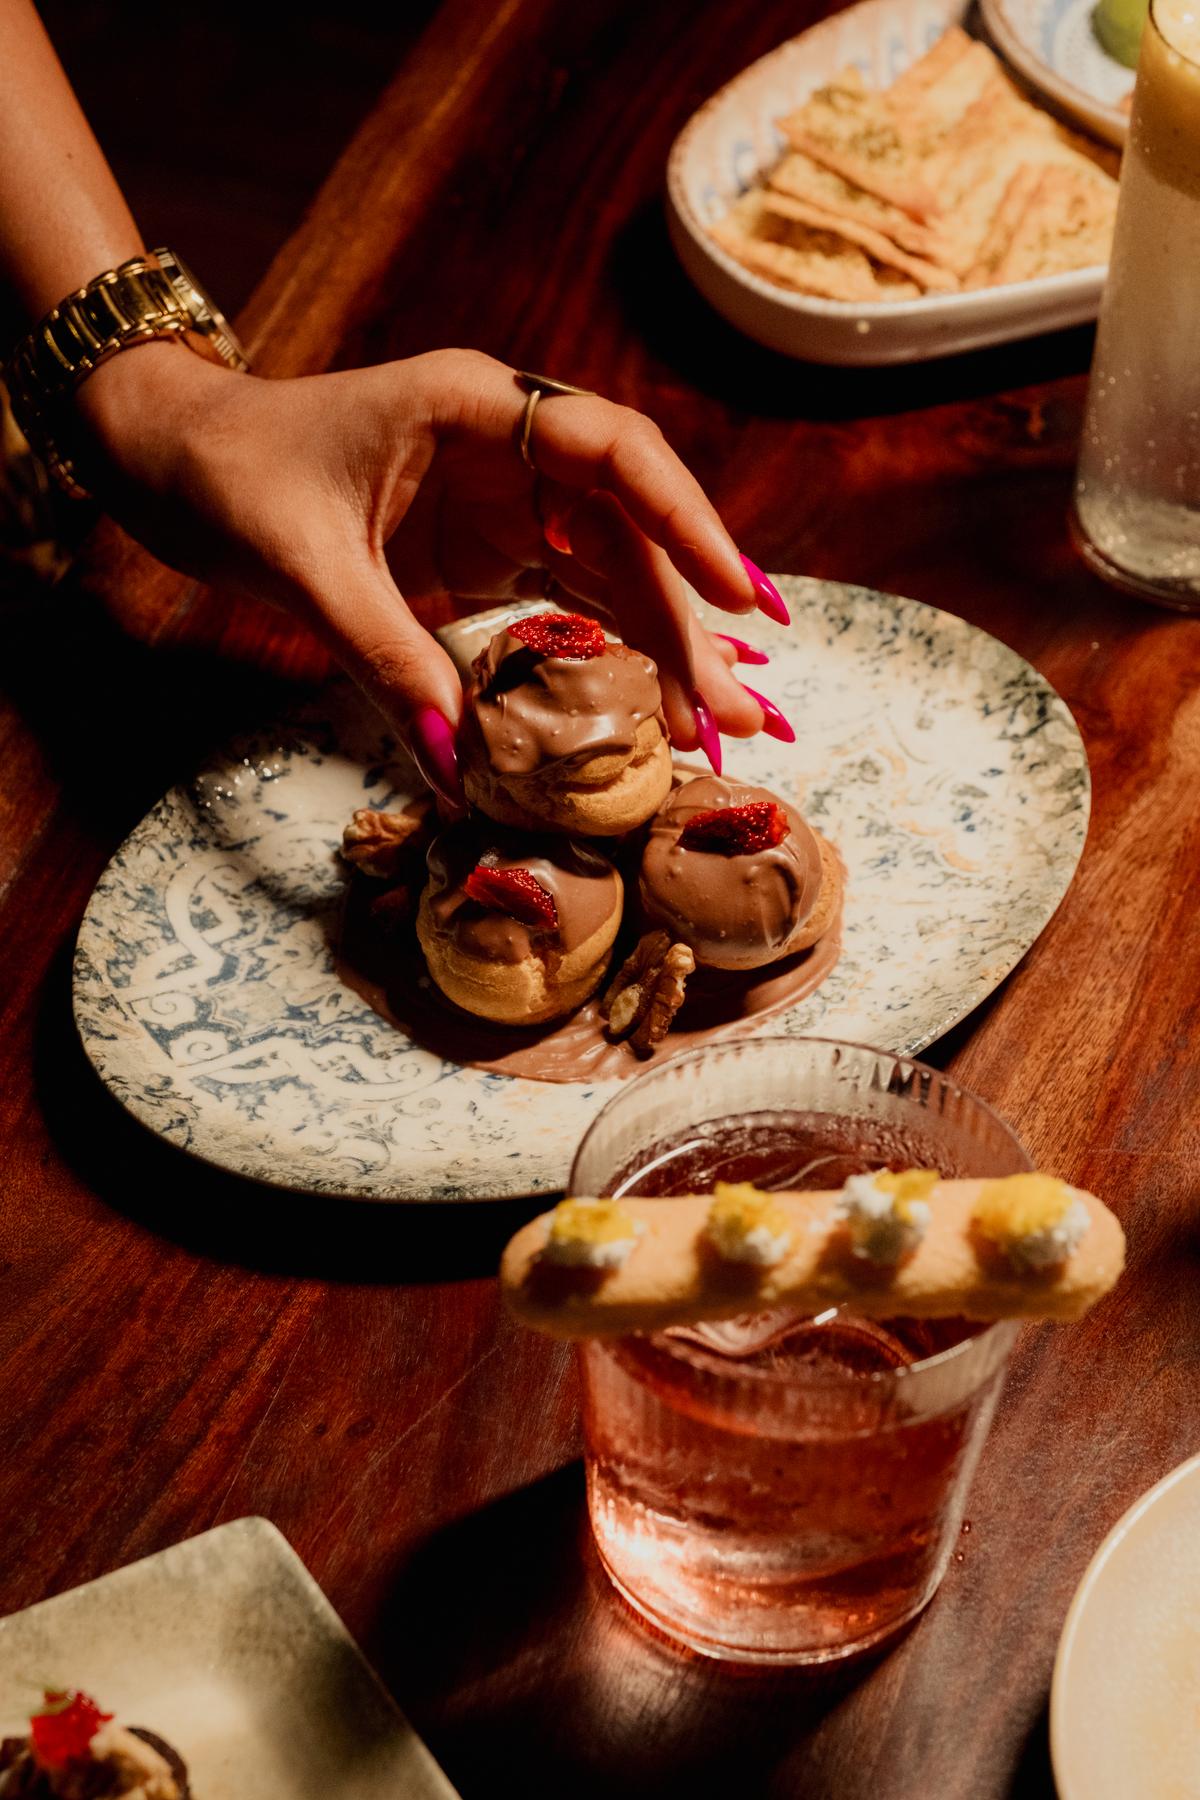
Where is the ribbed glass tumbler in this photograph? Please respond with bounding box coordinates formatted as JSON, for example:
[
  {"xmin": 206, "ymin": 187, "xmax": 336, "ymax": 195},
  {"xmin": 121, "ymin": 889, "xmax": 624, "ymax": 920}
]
[{"xmin": 570, "ymin": 1037, "xmax": 1031, "ymax": 1664}]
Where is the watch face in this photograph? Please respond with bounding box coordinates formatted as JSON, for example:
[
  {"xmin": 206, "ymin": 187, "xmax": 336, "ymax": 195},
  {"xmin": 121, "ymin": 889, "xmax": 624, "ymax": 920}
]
[{"xmin": 152, "ymin": 247, "xmax": 248, "ymax": 371}]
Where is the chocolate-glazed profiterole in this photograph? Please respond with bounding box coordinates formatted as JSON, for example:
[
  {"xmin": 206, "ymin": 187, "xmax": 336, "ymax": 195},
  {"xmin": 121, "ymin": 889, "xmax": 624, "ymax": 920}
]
[
  {"xmin": 460, "ymin": 613, "xmax": 673, "ymax": 835},
  {"xmin": 639, "ymin": 774, "xmax": 842, "ymax": 972},
  {"xmin": 417, "ymin": 820, "xmax": 623, "ymax": 1025}
]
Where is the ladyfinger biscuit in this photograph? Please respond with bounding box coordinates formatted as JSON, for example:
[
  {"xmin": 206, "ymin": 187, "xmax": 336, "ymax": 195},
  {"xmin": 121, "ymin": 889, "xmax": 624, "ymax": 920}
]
[{"xmin": 500, "ymin": 1174, "xmax": 1124, "ymax": 1339}]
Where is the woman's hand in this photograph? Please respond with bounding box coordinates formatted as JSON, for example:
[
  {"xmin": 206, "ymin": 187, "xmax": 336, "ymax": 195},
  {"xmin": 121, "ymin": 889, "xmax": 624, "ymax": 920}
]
[{"xmin": 74, "ymin": 342, "xmax": 793, "ymax": 806}]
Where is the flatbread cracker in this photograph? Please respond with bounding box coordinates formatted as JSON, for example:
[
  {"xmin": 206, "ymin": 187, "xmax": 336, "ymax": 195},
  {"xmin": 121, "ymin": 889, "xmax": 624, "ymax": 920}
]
[
  {"xmin": 991, "ymin": 163, "xmax": 1117, "ymax": 282},
  {"xmin": 713, "ymin": 193, "xmax": 921, "ymax": 302},
  {"xmin": 767, "ymin": 149, "xmax": 956, "ymax": 266},
  {"xmin": 760, "ymin": 190, "xmax": 959, "ymax": 290},
  {"xmin": 779, "ymin": 31, "xmax": 1004, "ymax": 222},
  {"xmin": 710, "ymin": 23, "xmax": 1119, "ymax": 303},
  {"xmin": 930, "ymin": 74, "xmax": 1119, "ymax": 276},
  {"xmin": 779, "ymin": 72, "xmax": 940, "ymax": 222},
  {"xmin": 964, "ymin": 162, "xmax": 1044, "ymax": 286},
  {"xmin": 888, "ymin": 25, "xmax": 998, "ymax": 131}
]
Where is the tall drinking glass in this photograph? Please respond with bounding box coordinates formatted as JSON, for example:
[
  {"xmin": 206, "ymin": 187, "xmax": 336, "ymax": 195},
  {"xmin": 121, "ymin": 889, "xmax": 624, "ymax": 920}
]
[
  {"xmin": 570, "ymin": 1038, "xmax": 1031, "ymax": 1664},
  {"xmin": 1072, "ymin": 0, "xmax": 1200, "ymax": 608}
]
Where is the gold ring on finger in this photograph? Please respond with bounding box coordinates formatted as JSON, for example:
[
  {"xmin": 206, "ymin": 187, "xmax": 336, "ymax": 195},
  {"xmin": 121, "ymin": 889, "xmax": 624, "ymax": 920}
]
[{"xmin": 515, "ymin": 370, "xmax": 598, "ymax": 473}]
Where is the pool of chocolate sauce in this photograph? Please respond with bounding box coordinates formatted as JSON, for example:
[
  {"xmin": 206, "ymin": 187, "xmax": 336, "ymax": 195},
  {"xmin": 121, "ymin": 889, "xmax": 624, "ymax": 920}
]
[{"xmin": 337, "ymin": 890, "xmax": 842, "ymax": 1085}]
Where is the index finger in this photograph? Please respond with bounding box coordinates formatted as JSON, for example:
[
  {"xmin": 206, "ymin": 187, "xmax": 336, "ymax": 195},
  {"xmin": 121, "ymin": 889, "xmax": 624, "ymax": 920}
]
[{"xmin": 531, "ymin": 395, "xmax": 760, "ymax": 618}]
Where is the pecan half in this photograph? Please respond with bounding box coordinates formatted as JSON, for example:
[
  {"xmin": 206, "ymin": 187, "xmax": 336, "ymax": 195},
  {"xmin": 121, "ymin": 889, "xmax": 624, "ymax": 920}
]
[
  {"xmin": 341, "ymin": 802, "xmax": 433, "ymax": 880},
  {"xmin": 602, "ymin": 931, "xmax": 694, "ymax": 1057}
]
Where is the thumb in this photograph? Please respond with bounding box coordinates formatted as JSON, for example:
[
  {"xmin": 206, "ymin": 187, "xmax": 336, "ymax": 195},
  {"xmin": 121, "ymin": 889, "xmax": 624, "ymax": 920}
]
[{"xmin": 307, "ymin": 556, "xmax": 466, "ymax": 811}]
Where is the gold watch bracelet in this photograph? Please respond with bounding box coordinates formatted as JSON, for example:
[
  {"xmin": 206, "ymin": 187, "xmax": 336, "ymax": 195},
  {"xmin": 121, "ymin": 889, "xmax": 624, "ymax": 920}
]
[{"xmin": 4, "ymin": 250, "xmax": 245, "ymax": 499}]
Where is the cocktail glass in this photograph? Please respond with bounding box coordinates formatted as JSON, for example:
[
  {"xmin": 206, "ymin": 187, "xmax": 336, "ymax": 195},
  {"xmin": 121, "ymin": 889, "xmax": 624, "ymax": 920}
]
[
  {"xmin": 569, "ymin": 1036, "xmax": 1031, "ymax": 1664},
  {"xmin": 1072, "ymin": 0, "xmax": 1200, "ymax": 609}
]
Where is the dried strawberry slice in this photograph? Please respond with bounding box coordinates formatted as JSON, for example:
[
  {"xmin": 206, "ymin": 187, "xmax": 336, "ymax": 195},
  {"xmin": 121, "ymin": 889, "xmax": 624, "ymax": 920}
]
[
  {"xmin": 678, "ymin": 801, "xmax": 790, "ymax": 855},
  {"xmin": 30, "ymin": 1691, "xmax": 112, "ymax": 1769},
  {"xmin": 464, "ymin": 864, "xmax": 559, "ymax": 931},
  {"xmin": 508, "ymin": 612, "xmax": 606, "ymax": 660}
]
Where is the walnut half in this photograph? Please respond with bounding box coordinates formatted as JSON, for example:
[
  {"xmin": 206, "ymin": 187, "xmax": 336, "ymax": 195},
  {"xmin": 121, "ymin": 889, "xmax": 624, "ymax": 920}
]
[
  {"xmin": 340, "ymin": 803, "xmax": 433, "ymax": 880},
  {"xmin": 602, "ymin": 931, "xmax": 695, "ymax": 1057}
]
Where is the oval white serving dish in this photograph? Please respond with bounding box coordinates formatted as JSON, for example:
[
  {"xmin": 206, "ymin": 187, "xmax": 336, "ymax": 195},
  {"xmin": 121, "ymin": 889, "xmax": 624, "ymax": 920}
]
[{"xmin": 665, "ymin": 0, "xmax": 1109, "ymax": 365}]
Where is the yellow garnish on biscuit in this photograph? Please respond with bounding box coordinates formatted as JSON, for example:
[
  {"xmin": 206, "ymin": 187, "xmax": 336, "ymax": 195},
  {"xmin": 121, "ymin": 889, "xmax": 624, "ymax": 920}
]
[
  {"xmin": 973, "ymin": 1174, "xmax": 1091, "ymax": 1270},
  {"xmin": 874, "ymin": 1168, "xmax": 940, "ymax": 1221},
  {"xmin": 974, "ymin": 1174, "xmax": 1072, "ymax": 1238},
  {"xmin": 705, "ymin": 1182, "xmax": 793, "ymax": 1266},
  {"xmin": 543, "ymin": 1198, "xmax": 644, "ymax": 1269}
]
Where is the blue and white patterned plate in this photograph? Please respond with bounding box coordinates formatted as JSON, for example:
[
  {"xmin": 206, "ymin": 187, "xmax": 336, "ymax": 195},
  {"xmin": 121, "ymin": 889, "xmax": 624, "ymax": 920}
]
[
  {"xmin": 981, "ymin": 0, "xmax": 1134, "ymax": 146},
  {"xmin": 73, "ymin": 580, "xmax": 1089, "ymax": 1203}
]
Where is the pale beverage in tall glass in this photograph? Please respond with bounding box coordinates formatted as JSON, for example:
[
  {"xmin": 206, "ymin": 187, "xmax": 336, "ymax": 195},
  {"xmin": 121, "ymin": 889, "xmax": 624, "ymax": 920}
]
[{"xmin": 1073, "ymin": 0, "xmax": 1200, "ymax": 607}]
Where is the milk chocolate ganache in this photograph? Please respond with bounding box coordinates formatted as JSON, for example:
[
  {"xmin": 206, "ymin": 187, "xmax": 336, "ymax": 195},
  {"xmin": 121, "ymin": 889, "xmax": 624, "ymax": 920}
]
[
  {"xmin": 639, "ymin": 774, "xmax": 840, "ymax": 972},
  {"xmin": 469, "ymin": 628, "xmax": 663, "ymax": 774},
  {"xmin": 460, "ymin": 617, "xmax": 673, "ymax": 835},
  {"xmin": 416, "ymin": 819, "xmax": 623, "ymax": 1026},
  {"xmin": 424, "ymin": 822, "xmax": 622, "ymax": 964}
]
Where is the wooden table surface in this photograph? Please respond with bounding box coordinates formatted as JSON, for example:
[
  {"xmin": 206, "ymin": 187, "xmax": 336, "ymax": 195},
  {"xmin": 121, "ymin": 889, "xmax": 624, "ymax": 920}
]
[{"xmin": 3, "ymin": 1, "xmax": 1199, "ymax": 1794}]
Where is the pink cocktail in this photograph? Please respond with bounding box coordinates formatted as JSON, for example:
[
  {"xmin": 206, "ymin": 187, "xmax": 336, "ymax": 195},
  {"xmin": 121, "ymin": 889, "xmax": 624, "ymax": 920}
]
[{"xmin": 570, "ymin": 1039, "xmax": 1029, "ymax": 1663}]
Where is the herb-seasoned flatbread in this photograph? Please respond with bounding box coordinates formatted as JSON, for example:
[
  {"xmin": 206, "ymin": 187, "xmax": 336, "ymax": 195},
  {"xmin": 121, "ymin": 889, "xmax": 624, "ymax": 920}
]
[
  {"xmin": 990, "ymin": 164, "xmax": 1117, "ymax": 282},
  {"xmin": 964, "ymin": 163, "xmax": 1044, "ymax": 286},
  {"xmin": 767, "ymin": 149, "xmax": 956, "ymax": 267},
  {"xmin": 759, "ymin": 190, "xmax": 959, "ymax": 290},
  {"xmin": 778, "ymin": 30, "xmax": 1001, "ymax": 222},
  {"xmin": 778, "ymin": 69, "xmax": 941, "ymax": 222},
  {"xmin": 713, "ymin": 192, "xmax": 921, "ymax": 301},
  {"xmin": 711, "ymin": 22, "xmax": 1120, "ymax": 304},
  {"xmin": 930, "ymin": 74, "xmax": 1118, "ymax": 276},
  {"xmin": 888, "ymin": 26, "xmax": 997, "ymax": 129}
]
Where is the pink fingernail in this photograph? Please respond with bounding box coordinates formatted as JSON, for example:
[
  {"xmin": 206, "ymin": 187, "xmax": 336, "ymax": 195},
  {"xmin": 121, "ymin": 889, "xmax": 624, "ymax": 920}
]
[
  {"xmin": 739, "ymin": 554, "xmax": 790, "ymax": 627},
  {"xmin": 410, "ymin": 706, "xmax": 465, "ymax": 811},
  {"xmin": 692, "ymin": 691, "xmax": 723, "ymax": 775},
  {"xmin": 714, "ymin": 633, "xmax": 770, "ymax": 666},
  {"xmin": 740, "ymin": 684, "xmax": 796, "ymax": 745}
]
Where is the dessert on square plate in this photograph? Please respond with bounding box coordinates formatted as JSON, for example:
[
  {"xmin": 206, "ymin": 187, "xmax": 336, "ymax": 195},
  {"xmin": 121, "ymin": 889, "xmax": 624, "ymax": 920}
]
[{"xmin": 0, "ymin": 1691, "xmax": 190, "ymax": 1799}]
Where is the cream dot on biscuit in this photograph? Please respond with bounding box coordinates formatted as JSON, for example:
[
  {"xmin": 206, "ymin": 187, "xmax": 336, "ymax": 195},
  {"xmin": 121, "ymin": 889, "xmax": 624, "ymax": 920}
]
[{"xmin": 837, "ymin": 1168, "xmax": 936, "ymax": 1265}]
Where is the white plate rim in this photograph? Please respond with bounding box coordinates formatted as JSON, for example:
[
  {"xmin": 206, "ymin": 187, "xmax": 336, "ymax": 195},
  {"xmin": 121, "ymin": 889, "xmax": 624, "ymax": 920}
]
[{"xmin": 1050, "ymin": 1448, "xmax": 1200, "ymax": 1798}]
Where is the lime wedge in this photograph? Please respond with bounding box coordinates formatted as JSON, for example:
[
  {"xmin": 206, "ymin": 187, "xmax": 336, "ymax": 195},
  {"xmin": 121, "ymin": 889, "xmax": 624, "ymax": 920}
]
[{"xmin": 1093, "ymin": 0, "xmax": 1149, "ymax": 67}]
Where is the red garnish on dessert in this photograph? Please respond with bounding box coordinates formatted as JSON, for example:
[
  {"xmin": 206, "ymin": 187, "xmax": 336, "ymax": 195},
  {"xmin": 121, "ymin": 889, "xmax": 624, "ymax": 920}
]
[
  {"xmin": 464, "ymin": 865, "xmax": 560, "ymax": 931},
  {"xmin": 508, "ymin": 612, "xmax": 606, "ymax": 660},
  {"xmin": 678, "ymin": 801, "xmax": 791, "ymax": 855},
  {"xmin": 30, "ymin": 1691, "xmax": 112, "ymax": 1769}
]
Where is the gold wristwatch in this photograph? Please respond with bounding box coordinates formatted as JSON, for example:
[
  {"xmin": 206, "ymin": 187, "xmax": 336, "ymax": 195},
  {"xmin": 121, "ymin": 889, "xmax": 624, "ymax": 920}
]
[{"xmin": 3, "ymin": 247, "xmax": 248, "ymax": 498}]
